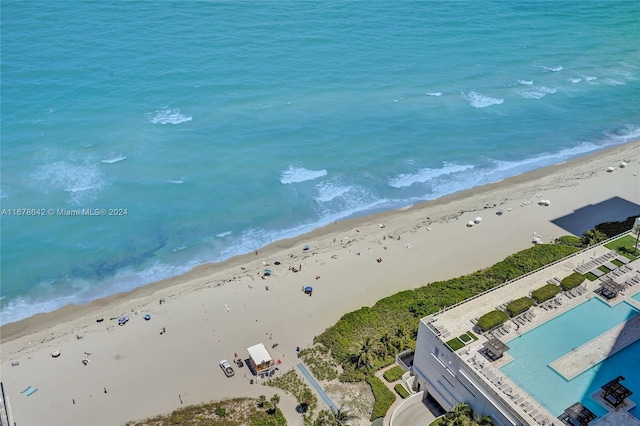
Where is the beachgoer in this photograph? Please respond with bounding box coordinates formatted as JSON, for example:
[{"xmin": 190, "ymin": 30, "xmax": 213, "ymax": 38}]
[
  {"xmin": 377, "ymin": 257, "xmax": 382, "ymax": 263},
  {"xmin": 162, "ymin": 327, "xmax": 166, "ymax": 333},
  {"xmin": 104, "ymin": 388, "xmax": 107, "ymax": 394}
]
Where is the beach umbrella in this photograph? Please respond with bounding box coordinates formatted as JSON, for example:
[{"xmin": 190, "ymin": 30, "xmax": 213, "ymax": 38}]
[
  {"xmin": 474, "ymin": 217, "xmax": 482, "ymax": 224},
  {"xmin": 620, "ymin": 161, "xmax": 627, "ymax": 168},
  {"xmin": 607, "ymin": 167, "xmax": 615, "ymax": 172},
  {"xmin": 466, "ymin": 221, "xmax": 475, "ymax": 227},
  {"xmin": 51, "ymin": 349, "xmax": 61, "ymax": 358}
]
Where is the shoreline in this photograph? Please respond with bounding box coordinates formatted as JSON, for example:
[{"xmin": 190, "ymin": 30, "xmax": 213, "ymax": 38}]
[
  {"xmin": 1, "ymin": 141, "xmax": 639, "ymax": 426},
  {"xmin": 2, "ymin": 142, "xmax": 638, "ymax": 341},
  {"xmin": 0, "ymin": 143, "xmax": 637, "ymax": 332}
]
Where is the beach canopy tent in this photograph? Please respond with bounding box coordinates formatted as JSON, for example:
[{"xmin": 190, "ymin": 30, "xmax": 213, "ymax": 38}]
[
  {"xmin": 601, "ymin": 376, "xmax": 632, "ymax": 408},
  {"xmin": 483, "ymin": 338, "xmax": 509, "ymax": 360},
  {"xmin": 560, "ymin": 402, "xmax": 596, "ymax": 426},
  {"xmin": 247, "ymin": 343, "xmax": 276, "ymax": 376}
]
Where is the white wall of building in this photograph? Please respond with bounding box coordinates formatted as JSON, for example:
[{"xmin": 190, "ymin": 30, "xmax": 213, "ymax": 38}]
[{"xmin": 412, "ymin": 319, "xmax": 526, "ymax": 426}]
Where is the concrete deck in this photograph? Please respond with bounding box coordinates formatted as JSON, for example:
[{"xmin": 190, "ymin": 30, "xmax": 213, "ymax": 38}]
[
  {"xmin": 549, "ymin": 314, "xmax": 640, "ymax": 380},
  {"xmin": 423, "ymin": 236, "xmax": 639, "ymax": 425}
]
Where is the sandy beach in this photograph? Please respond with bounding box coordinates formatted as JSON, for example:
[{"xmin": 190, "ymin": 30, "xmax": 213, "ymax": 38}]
[{"xmin": 1, "ymin": 141, "xmax": 639, "ymax": 426}]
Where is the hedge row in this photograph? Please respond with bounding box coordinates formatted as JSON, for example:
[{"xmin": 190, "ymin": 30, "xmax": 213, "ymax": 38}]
[
  {"xmin": 383, "ymin": 365, "xmax": 405, "ymax": 382},
  {"xmin": 367, "ymin": 376, "xmax": 396, "ymax": 421},
  {"xmin": 561, "ymin": 272, "xmax": 585, "ymax": 291},
  {"xmin": 506, "ymin": 297, "xmax": 533, "ymax": 317},
  {"xmin": 394, "ymin": 383, "xmax": 410, "ymax": 399},
  {"xmin": 476, "ymin": 310, "xmax": 509, "ymax": 331},
  {"xmin": 531, "ymin": 284, "xmax": 561, "ymax": 303}
]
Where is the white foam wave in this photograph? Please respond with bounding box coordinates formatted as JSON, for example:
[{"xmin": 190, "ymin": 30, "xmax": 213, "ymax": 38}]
[
  {"xmin": 172, "ymin": 245, "xmax": 187, "ymax": 252},
  {"xmin": 425, "ymin": 92, "xmax": 442, "ymax": 97},
  {"xmin": 462, "ymin": 91, "xmax": 504, "ymax": 108},
  {"xmin": 216, "ymin": 231, "xmax": 232, "ymax": 238},
  {"xmin": 33, "ymin": 161, "xmax": 104, "ymax": 204},
  {"xmin": 149, "ymin": 107, "xmax": 192, "ymax": 125},
  {"xmin": 101, "ymin": 154, "xmax": 127, "ymax": 164},
  {"xmin": 388, "ymin": 163, "xmax": 475, "ymax": 188},
  {"xmin": 539, "ymin": 65, "xmax": 563, "ymax": 72},
  {"xmin": 568, "ymin": 78, "xmax": 582, "ymax": 84},
  {"xmin": 602, "ymin": 78, "xmax": 625, "ymax": 86},
  {"xmin": 515, "ymin": 85, "xmax": 557, "ymax": 99},
  {"xmin": 518, "ymin": 80, "xmax": 534, "ymax": 85},
  {"xmin": 279, "ymin": 166, "xmax": 327, "ymax": 184},
  {"xmin": 168, "ymin": 179, "xmax": 184, "ymax": 184},
  {"xmin": 314, "ymin": 181, "xmax": 352, "ymax": 202}
]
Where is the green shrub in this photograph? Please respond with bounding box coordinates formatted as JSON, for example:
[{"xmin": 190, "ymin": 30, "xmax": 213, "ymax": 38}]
[
  {"xmin": 555, "ymin": 235, "xmax": 584, "ymax": 248},
  {"xmin": 467, "ymin": 331, "xmax": 478, "ymax": 341},
  {"xmin": 560, "ymin": 272, "xmax": 585, "ymax": 291},
  {"xmin": 476, "ymin": 310, "xmax": 509, "ymax": 331},
  {"xmin": 445, "ymin": 338, "xmax": 464, "ymax": 351},
  {"xmin": 531, "ymin": 284, "xmax": 560, "ymax": 303},
  {"xmin": 459, "ymin": 333, "xmax": 472, "ymax": 343},
  {"xmin": 367, "ymin": 376, "xmax": 396, "ymax": 421},
  {"xmin": 394, "ymin": 383, "xmax": 410, "ymax": 398},
  {"xmin": 383, "ymin": 365, "xmax": 405, "ymax": 382},
  {"xmin": 214, "ymin": 406, "xmax": 226, "ymax": 417},
  {"xmin": 506, "ymin": 297, "xmax": 533, "ymax": 317},
  {"xmin": 595, "ymin": 215, "xmax": 638, "ymax": 238}
]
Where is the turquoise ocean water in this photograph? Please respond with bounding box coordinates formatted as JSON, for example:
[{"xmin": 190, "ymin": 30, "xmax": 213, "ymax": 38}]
[{"xmin": 1, "ymin": 2, "xmax": 639, "ymax": 325}]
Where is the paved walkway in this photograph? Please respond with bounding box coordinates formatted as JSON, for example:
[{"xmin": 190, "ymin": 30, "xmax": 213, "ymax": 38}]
[
  {"xmin": 297, "ymin": 362, "xmax": 338, "ymax": 411},
  {"xmin": 549, "ymin": 314, "xmax": 640, "ymax": 380}
]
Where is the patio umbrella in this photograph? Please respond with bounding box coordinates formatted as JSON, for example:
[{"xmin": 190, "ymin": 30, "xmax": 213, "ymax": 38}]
[
  {"xmin": 51, "ymin": 349, "xmax": 61, "ymax": 358},
  {"xmin": 467, "ymin": 221, "xmax": 475, "ymax": 227},
  {"xmin": 474, "ymin": 217, "xmax": 482, "ymax": 223}
]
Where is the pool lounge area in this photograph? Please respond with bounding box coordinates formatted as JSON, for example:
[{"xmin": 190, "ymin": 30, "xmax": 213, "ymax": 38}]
[
  {"xmin": 408, "ymin": 238, "xmax": 640, "ymax": 426},
  {"xmin": 500, "ymin": 297, "xmax": 640, "ymax": 418}
]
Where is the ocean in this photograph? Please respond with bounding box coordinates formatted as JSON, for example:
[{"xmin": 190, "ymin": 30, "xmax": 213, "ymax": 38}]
[{"xmin": 1, "ymin": 1, "xmax": 639, "ymax": 325}]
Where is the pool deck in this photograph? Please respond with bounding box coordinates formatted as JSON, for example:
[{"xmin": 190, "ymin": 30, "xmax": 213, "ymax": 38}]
[
  {"xmin": 424, "ymin": 237, "xmax": 640, "ymax": 425},
  {"xmin": 549, "ymin": 314, "xmax": 640, "ymax": 380}
]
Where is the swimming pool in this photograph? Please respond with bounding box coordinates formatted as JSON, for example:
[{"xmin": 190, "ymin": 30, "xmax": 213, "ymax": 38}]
[{"xmin": 500, "ymin": 298, "xmax": 640, "ymax": 417}]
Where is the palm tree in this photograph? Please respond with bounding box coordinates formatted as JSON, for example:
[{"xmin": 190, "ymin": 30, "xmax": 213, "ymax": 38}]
[
  {"xmin": 269, "ymin": 394, "xmax": 280, "ymax": 412},
  {"xmin": 476, "ymin": 415, "xmax": 494, "ymax": 426},
  {"xmin": 633, "ymin": 222, "xmax": 640, "ymax": 254},
  {"xmin": 393, "ymin": 326, "xmax": 411, "ymax": 351},
  {"xmin": 581, "ymin": 229, "xmax": 606, "ymax": 246},
  {"xmin": 257, "ymin": 394, "xmax": 266, "ymax": 408},
  {"xmin": 379, "ymin": 331, "xmax": 396, "ymax": 358},
  {"xmin": 356, "ymin": 336, "xmax": 381, "ymax": 370},
  {"xmin": 331, "ymin": 406, "xmax": 359, "ymax": 426}
]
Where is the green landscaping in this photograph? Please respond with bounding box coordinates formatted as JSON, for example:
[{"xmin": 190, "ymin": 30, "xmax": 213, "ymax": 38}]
[
  {"xmin": 394, "ymin": 383, "xmax": 410, "ymax": 399},
  {"xmin": 605, "ymin": 234, "xmax": 640, "ymax": 260},
  {"xmin": 125, "ymin": 397, "xmax": 286, "ymax": 426},
  {"xmin": 476, "ymin": 310, "xmax": 509, "ymax": 331},
  {"xmin": 264, "ymin": 370, "xmax": 317, "ymax": 425},
  {"xmin": 531, "ymin": 284, "xmax": 560, "ymax": 303},
  {"xmin": 367, "ymin": 376, "xmax": 396, "ymax": 421},
  {"xmin": 316, "ymin": 243, "xmax": 580, "ymax": 375},
  {"xmin": 560, "ymin": 272, "xmax": 585, "ymax": 291},
  {"xmin": 506, "ymin": 297, "xmax": 533, "ymax": 317},
  {"xmin": 383, "ymin": 365, "xmax": 405, "ymax": 382},
  {"xmin": 445, "ymin": 337, "xmax": 465, "ymax": 351}
]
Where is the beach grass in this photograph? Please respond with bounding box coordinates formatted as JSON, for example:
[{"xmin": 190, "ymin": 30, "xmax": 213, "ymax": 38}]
[{"xmin": 125, "ymin": 397, "xmax": 286, "ymax": 426}]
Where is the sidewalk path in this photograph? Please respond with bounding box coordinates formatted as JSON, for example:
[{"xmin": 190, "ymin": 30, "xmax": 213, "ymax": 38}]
[{"xmin": 297, "ymin": 362, "xmax": 338, "ymax": 411}]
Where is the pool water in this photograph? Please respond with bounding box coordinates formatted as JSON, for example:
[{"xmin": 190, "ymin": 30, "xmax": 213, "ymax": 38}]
[{"xmin": 500, "ymin": 298, "xmax": 639, "ymax": 417}]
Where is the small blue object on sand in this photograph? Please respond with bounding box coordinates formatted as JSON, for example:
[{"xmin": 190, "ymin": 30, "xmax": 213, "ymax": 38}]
[
  {"xmin": 22, "ymin": 386, "xmax": 37, "ymax": 396},
  {"xmin": 144, "ymin": 314, "xmax": 151, "ymax": 321}
]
